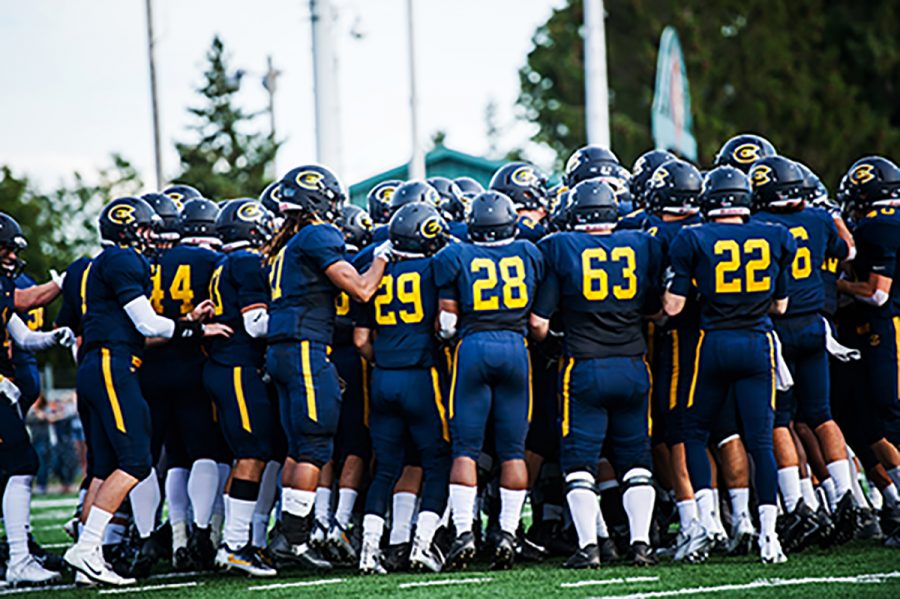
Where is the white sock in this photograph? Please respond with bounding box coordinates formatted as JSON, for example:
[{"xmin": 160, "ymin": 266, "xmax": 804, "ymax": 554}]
[
  {"xmin": 222, "ymin": 496, "xmax": 256, "ymax": 550},
  {"xmin": 130, "ymin": 469, "xmax": 161, "ymax": 538},
  {"xmin": 499, "ymin": 488, "xmax": 527, "ymax": 535},
  {"xmin": 676, "ymin": 499, "xmax": 698, "ymax": 529},
  {"xmin": 800, "ymin": 477, "xmax": 819, "ymax": 510},
  {"xmin": 728, "ymin": 488, "xmax": 750, "ymax": 525},
  {"xmin": 335, "ymin": 488, "xmax": 359, "ymax": 528},
  {"xmin": 252, "ymin": 461, "xmax": 281, "ymax": 547},
  {"xmin": 282, "ymin": 487, "xmax": 315, "ymax": 518},
  {"xmin": 78, "ymin": 487, "xmax": 87, "ymax": 512},
  {"xmin": 188, "ymin": 459, "xmax": 220, "ymax": 528},
  {"xmin": 389, "ymin": 492, "xmax": 418, "ymax": 544},
  {"xmin": 363, "ymin": 514, "xmax": 385, "ymax": 546},
  {"xmin": 315, "ymin": 487, "xmax": 332, "ymax": 528},
  {"xmin": 826, "ymin": 459, "xmax": 853, "ymax": 501},
  {"xmin": 759, "ymin": 503, "xmax": 778, "ymax": 537},
  {"xmin": 165, "ymin": 467, "xmax": 190, "ymax": 532},
  {"xmin": 3, "ymin": 475, "xmax": 32, "ymax": 567},
  {"xmin": 849, "ymin": 460, "xmax": 868, "ymax": 507},
  {"xmin": 695, "ymin": 488, "xmax": 716, "ymax": 532},
  {"xmin": 596, "ymin": 500, "xmax": 609, "ymax": 538},
  {"xmin": 449, "ymin": 484, "xmax": 476, "ymax": 535},
  {"xmin": 882, "ymin": 484, "xmax": 900, "ymax": 509},
  {"xmin": 777, "ymin": 466, "xmax": 801, "ymax": 512},
  {"xmin": 414, "ymin": 510, "xmax": 441, "ymax": 547},
  {"xmin": 822, "ymin": 477, "xmax": 837, "ymax": 510},
  {"xmin": 622, "ymin": 469, "xmax": 655, "ymax": 545},
  {"xmin": 80, "ymin": 506, "xmax": 113, "ymax": 548},
  {"xmin": 565, "ymin": 472, "xmax": 598, "ymax": 548},
  {"xmin": 710, "ymin": 488, "xmax": 726, "ymax": 534}
]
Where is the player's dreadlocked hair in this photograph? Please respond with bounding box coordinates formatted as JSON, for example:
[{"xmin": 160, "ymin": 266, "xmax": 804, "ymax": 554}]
[{"xmin": 262, "ymin": 210, "xmax": 312, "ymax": 262}]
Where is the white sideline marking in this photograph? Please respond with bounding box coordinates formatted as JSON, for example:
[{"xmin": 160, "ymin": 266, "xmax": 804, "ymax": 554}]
[
  {"xmin": 247, "ymin": 578, "xmax": 346, "ymax": 591},
  {"xmin": 31, "ymin": 510, "xmax": 72, "ymax": 522},
  {"xmin": 597, "ymin": 571, "xmax": 900, "ymax": 598},
  {"xmin": 99, "ymin": 581, "xmax": 201, "ymax": 594},
  {"xmin": 398, "ymin": 577, "xmax": 493, "ymax": 589},
  {"xmin": 42, "ymin": 543, "xmax": 72, "ymax": 549},
  {"xmin": 31, "ymin": 498, "xmax": 78, "ymax": 509},
  {"xmin": 0, "ymin": 584, "xmax": 77, "ymax": 595},
  {"xmin": 562, "ymin": 576, "xmax": 659, "ymax": 588}
]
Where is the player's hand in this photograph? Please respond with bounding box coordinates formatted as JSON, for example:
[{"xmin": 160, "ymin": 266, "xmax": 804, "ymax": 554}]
[
  {"xmin": 52, "ymin": 327, "xmax": 76, "ymax": 348},
  {"xmin": 189, "ymin": 299, "xmax": 216, "ymax": 322},
  {"xmin": 201, "ymin": 323, "xmax": 233, "ymax": 338},
  {"xmin": 0, "ymin": 376, "xmax": 21, "ymax": 405},
  {"xmin": 49, "ymin": 269, "xmax": 66, "ymax": 290},
  {"xmin": 373, "ymin": 240, "xmax": 394, "ymax": 263}
]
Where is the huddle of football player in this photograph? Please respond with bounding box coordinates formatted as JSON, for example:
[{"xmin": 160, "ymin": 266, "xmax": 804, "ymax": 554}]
[{"xmin": 1, "ymin": 133, "xmax": 900, "ymax": 588}]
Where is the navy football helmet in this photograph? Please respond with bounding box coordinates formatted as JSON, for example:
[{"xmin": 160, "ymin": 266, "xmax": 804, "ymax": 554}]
[
  {"xmin": 630, "ymin": 149, "xmax": 676, "ymax": 207},
  {"xmin": 216, "ymin": 199, "xmax": 274, "ymax": 248},
  {"xmin": 749, "ymin": 156, "xmax": 805, "ymax": 210},
  {"xmin": 468, "ymin": 191, "xmax": 519, "ymax": 243},
  {"xmin": 279, "ymin": 165, "xmax": 345, "ymax": 222},
  {"xmin": 389, "ymin": 202, "xmax": 449, "ymax": 257},
  {"xmin": 645, "ymin": 159, "xmax": 702, "ymax": 215},
  {"xmin": 843, "ymin": 156, "xmax": 900, "ymax": 209},
  {"xmin": 564, "ymin": 145, "xmax": 620, "ymax": 187},
  {"xmin": 389, "ymin": 180, "xmax": 441, "ymax": 214},
  {"xmin": 162, "ymin": 184, "xmax": 202, "ymax": 209},
  {"xmin": 367, "ymin": 179, "xmax": 402, "ymax": 225},
  {"xmin": 338, "ymin": 204, "xmax": 374, "ymax": 251},
  {"xmin": 142, "ymin": 193, "xmax": 181, "ymax": 242},
  {"xmin": 99, "ymin": 197, "xmax": 160, "ymax": 249},
  {"xmin": 714, "ymin": 134, "xmax": 777, "ymax": 173},
  {"xmin": 700, "ymin": 166, "xmax": 753, "ymax": 219},
  {"xmin": 489, "ymin": 162, "xmax": 548, "ymax": 211},
  {"xmin": 0, "ymin": 213, "xmax": 27, "ymax": 278},
  {"xmin": 567, "ymin": 180, "xmax": 618, "ymax": 231},
  {"xmin": 180, "ymin": 198, "xmax": 220, "ymax": 241}
]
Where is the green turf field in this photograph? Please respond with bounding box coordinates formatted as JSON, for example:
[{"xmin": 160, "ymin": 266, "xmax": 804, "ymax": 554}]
[{"xmin": 11, "ymin": 494, "xmax": 900, "ymax": 597}]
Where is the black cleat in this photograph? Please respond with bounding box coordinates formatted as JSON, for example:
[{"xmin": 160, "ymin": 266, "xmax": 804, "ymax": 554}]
[
  {"xmin": 813, "ymin": 505, "xmax": 836, "ymax": 548},
  {"xmin": 381, "ymin": 542, "xmax": 411, "ymax": 572},
  {"xmin": 833, "ymin": 492, "xmax": 856, "ymax": 545},
  {"xmin": 778, "ymin": 500, "xmax": 818, "ymax": 553},
  {"xmin": 491, "ymin": 531, "xmax": 516, "ymax": 570},
  {"xmin": 267, "ymin": 531, "xmax": 332, "ymax": 571},
  {"xmin": 563, "ymin": 544, "xmax": 600, "ymax": 569},
  {"xmin": 129, "ymin": 534, "xmax": 165, "ymax": 579},
  {"xmin": 856, "ymin": 508, "xmax": 884, "ymax": 541},
  {"xmin": 516, "ymin": 528, "xmax": 548, "ymax": 563},
  {"xmin": 630, "ymin": 541, "xmax": 658, "ymax": 567},
  {"xmin": 881, "ymin": 506, "xmax": 900, "ymax": 538},
  {"xmin": 444, "ymin": 531, "xmax": 476, "ymax": 571},
  {"xmin": 598, "ymin": 536, "xmax": 620, "ymax": 563},
  {"xmin": 187, "ymin": 526, "xmax": 216, "ymax": 570}
]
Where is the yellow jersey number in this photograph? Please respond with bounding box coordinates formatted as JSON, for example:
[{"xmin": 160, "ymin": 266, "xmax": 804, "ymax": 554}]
[
  {"xmin": 268, "ymin": 248, "xmax": 286, "ymax": 301},
  {"xmin": 209, "ymin": 265, "xmax": 225, "ymax": 316},
  {"xmin": 788, "ymin": 226, "xmax": 812, "ymax": 279},
  {"xmin": 471, "ymin": 256, "xmax": 528, "ymax": 311},
  {"xmin": 581, "ymin": 247, "xmax": 637, "ymax": 301},
  {"xmin": 150, "ymin": 264, "xmax": 195, "ymax": 315},
  {"xmin": 374, "ymin": 272, "xmax": 424, "ymax": 325},
  {"xmin": 335, "ymin": 292, "xmax": 350, "ymax": 316},
  {"xmin": 714, "ymin": 238, "xmax": 771, "ymax": 293}
]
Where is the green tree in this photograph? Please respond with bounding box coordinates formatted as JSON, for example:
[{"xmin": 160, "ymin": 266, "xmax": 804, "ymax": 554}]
[
  {"xmin": 518, "ymin": 0, "xmax": 900, "ymax": 187},
  {"xmin": 175, "ymin": 36, "xmax": 279, "ymax": 200}
]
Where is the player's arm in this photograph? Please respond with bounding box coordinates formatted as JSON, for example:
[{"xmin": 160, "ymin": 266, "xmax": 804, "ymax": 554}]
[
  {"xmin": 236, "ymin": 256, "xmax": 271, "ymax": 338},
  {"xmin": 14, "ymin": 279, "xmax": 62, "ymax": 311},
  {"xmin": 7, "ymin": 313, "xmax": 74, "ymax": 351},
  {"xmin": 662, "ymin": 230, "xmax": 693, "ymax": 317},
  {"xmin": 662, "ymin": 291, "xmax": 686, "ymax": 317},
  {"xmin": 125, "ymin": 296, "xmax": 232, "ymax": 340},
  {"xmin": 353, "ymin": 326, "xmax": 375, "ymax": 363},
  {"xmin": 837, "ymin": 273, "xmax": 892, "ymax": 306},
  {"xmin": 528, "ymin": 314, "xmax": 549, "ymax": 342},
  {"xmin": 832, "ymin": 214, "xmax": 856, "ymax": 260},
  {"xmin": 326, "ymin": 255, "xmax": 388, "ymax": 304}
]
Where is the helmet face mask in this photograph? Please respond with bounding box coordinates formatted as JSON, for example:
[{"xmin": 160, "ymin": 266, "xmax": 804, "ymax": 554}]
[
  {"xmin": 843, "ymin": 156, "xmax": 900, "ymax": 210},
  {"xmin": 99, "ymin": 197, "xmax": 160, "ymax": 253},
  {"xmin": 216, "ymin": 200, "xmax": 274, "ymax": 248},
  {"xmin": 0, "ymin": 213, "xmax": 27, "ymax": 278}
]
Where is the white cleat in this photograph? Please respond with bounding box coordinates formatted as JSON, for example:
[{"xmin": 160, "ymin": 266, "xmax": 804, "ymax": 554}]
[
  {"xmin": 727, "ymin": 512, "xmax": 758, "ymax": 556},
  {"xmin": 214, "ymin": 544, "xmax": 277, "ymax": 577},
  {"xmin": 409, "ymin": 538, "xmax": 444, "ymax": 573},
  {"xmin": 759, "ymin": 534, "xmax": 788, "ymax": 564},
  {"xmin": 358, "ymin": 540, "xmax": 387, "ymax": 575},
  {"xmin": 674, "ymin": 519, "xmax": 712, "ymax": 563},
  {"xmin": 327, "ymin": 523, "xmax": 357, "ymax": 563},
  {"xmin": 64, "ymin": 544, "xmax": 135, "ymax": 586},
  {"xmin": 310, "ymin": 520, "xmax": 329, "ymax": 548},
  {"xmin": 5, "ymin": 555, "xmax": 62, "ymax": 587},
  {"xmin": 74, "ymin": 571, "xmax": 97, "ymax": 587}
]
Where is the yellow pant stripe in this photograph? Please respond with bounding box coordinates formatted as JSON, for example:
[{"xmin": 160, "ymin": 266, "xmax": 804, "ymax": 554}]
[
  {"xmin": 686, "ymin": 330, "xmax": 706, "ymax": 409},
  {"xmin": 80, "ymin": 262, "xmax": 92, "ymax": 316},
  {"xmin": 430, "ymin": 367, "xmax": 450, "ymax": 442},
  {"xmin": 561, "ymin": 357, "xmax": 575, "ymax": 437},
  {"xmin": 449, "ymin": 341, "xmax": 461, "ymax": 420},
  {"xmin": 101, "ymin": 348, "xmax": 126, "ymax": 433},
  {"xmin": 668, "ymin": 330, "xmax": 680, "ymax": 410},
  {"xmin": 526, "ymin": 339, "xmax": 533, "ymax": 423},
  {"xmin": 894, "ymin": 317, "xmax": 900, "ymax": 400},
  {"xmin": 361, "ymin": 356, "xmax": 370, "ymax": 428},
  {"xmin": 767, "ymin": 332, "xmax": 776, "ymax": 409},
  {"xmin": 301, "ymin": 341, "xmax": 318, "ymax": 422},
  {"xmin": 233, "ymin": 367, "xmax": 252, "ymax": 432},
  {"xmin": 643, "ymin": 354, "xmax": 653, "ymax": 436}
]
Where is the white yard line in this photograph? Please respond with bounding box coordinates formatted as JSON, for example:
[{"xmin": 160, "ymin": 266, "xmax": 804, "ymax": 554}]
[
  {"xmin": 0, "ymin": 584, "xmax": 77, "ymax": 595},
  {"xmin": 247, "ymin": 578, "xmax": 346, "ymax": 591},
  {"xmin": 562, "ymin": 576, "xmax": 660, "ymax": 588},
  {"xmin": 30, "ymin": 498, "xmax": 78, "ymax": 509},
  {"xmin": 30, "ymin": 510, "xmax": 73, "ymax": 522},
  {"xmin": 41, "ymin": 543, "xmax": 72, "ymax": 549},
  {"xmin": 99, "ymin": 581, "xmax": 201, "ymax": 594},
  {"xmin": 598, "ymin": 571, "xmax": 900, "ymax": 599},
  {"xmin": 398, "ymin": 577, "xmax": 494, "ymax": 589}
]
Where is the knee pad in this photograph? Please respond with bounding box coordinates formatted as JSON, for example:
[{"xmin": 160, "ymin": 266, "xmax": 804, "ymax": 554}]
[
  {"xmin": 621, "ymin": 467, "xmax": 653, "ymax": 492},
  {"xmin": 565, "ymin": 470, "xmax": 596, "ymax": 494}
]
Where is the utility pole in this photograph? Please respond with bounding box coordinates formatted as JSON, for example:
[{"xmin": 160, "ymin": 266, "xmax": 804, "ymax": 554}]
[
  {"xmin": 145, "ymin": 0, "xmax": 163, "ymax": 188},
  {"xmin": 310, "ymin": 0, "xmax": 343, "ymax": 174},
  {"xmin": 262, "ymin": 54, "xmax": 281, "ymax": 175},
  {"xmin": 583, "ymin": 0, "xmax": 610, "ymax": 148},
  {"xmin": 406, "ymin": 0, "xmax": 425, "ymax": 179}
]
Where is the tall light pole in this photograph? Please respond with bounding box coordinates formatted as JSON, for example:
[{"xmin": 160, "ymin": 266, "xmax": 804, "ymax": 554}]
[
  {"xmin": 310, "ymin": 0, "xmax": 343, "ymax": 173},
  {"xmin": 583, "ymin": 0, "xmax": 610, "ymax": 148},
  {"xmin": 262, "ymin": 55, "xmax": 281, "ymax": 176},
  {"xmin": 145, "ymin": 0, "xmax": 163, "ymax": 188},
  {"xmin": 406, "ymin": 0, "xmax": 425, "ymax": 179}
]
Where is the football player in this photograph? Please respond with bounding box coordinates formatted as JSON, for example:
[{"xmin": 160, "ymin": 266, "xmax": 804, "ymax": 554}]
[
  {"xmin": 490, "ymin": 162, "xmax": 549, "ymax": 242},
  {"xmin": 664, "ymin": 166, "xmax": 796, "ymax": 564},
  {"xmin": 367, "ymin": 179, "xmax": 403, "ymax": 230},
  {"xmin": 713, "ymin": 134, "xmax": 778, "ymax": 174},
  {"xmin": 434, "ymin": 191, "xmax": 544, "ymax": 571},
  {"xmin": 428, "ymin": 176, "xmax": 469, "ymax": 241}
]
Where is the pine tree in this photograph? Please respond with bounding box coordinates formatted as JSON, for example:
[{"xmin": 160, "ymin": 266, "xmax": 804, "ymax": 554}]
[{"xmin": 175, "ymin": 36, "xmax": 278, "ymax": 200}]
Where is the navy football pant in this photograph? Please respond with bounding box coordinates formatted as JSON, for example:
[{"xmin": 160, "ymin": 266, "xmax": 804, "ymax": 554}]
[
  {"xmin": 683, "ymin": 330, "xmax": 778, "ymax": 505},
  {"xmin": 859, "ymin": 315, "xmax": 900, "ymax": 444},
  {"xmin": 12, "ymin": 361, "xmax": 40, "ymax": 413},
  {"xmin": 559, "ymin": 355, "xmax": 652, "ymax": 477},
  {"xmin": 0, "ymin": 399, "xmax": 39, "ymax": 479},
  {"xmin": 774, "ymin": 314, "xmax": 832, "ymax": 429},
  {"xmin": 364, "ymin": 366, "xmax": 450, "ymax": 517},
  {"xmin": 652, "ymin": 327, "xmax": 699, "ymax": 447},
  {"xmin": 525, "ymin": 349, "xmax": 559, "ymax": 461},
  {"xmin": 331, "ymin": 344, "xmax": 372, "ymax": 464}
]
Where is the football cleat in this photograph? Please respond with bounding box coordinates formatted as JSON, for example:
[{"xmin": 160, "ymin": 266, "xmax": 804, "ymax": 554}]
[
  {"xmin": 778, "ymin": 500, "xmax": 820, "ymax": 553},
  {"xmin": 358, "ymin": 540, "xmax": 387, "ymax": 575},
  {"xmin": 813, "ymin": 505, "xmax": 837, "ymax": 548},
  {"xmin": 310, "ymin": 520, "xmax": 329, "ymax": 548},
  {"xmin": 74, "ymin": 571, "xmax": 97, "ymax": 587},
  {"xmin": 563, "ymin": 543, "xmax": 601, "ymax": 569},
  {"xmin": 5, "ymin": 555, "xmax": 62, "ymax": 587},
  {"xmin": 65, "ymin": 544, "xmax": 136, "ymax": 586},
  {"xmin": 382, "ymin": 542, "xmax": 411, "ymax": 572},
  {"xmin": 515, "ymin": 528, "xmax": 548, "ymax": 562},
  {"xmin": 673, "ymin": 520, "xmax": 711, "ymax": 563},
  {"xmin": 267, "ymin": 531, "xmax": 332, "ymax": 571},
  {"xmin": 833, "ymin": 492, "xmax": 857, "ymax": 545},
  {"xmin": 28, "ymin": 535, "xmax": 64, "ymax": 572},
  {"xmin": 215, "ymin": 544, "xmax": 277, "ymax": 577},
  {"xmin": 409, "ymin": 538, "xmax": 444, "ymax": 573},
  {"xmin": 186, "ymin": 526, "xmax": 216, "ymax": 570},
  {"xmin": 598, "ymin": 536, "xmax": 620, "ymax": 563},
  {"xmin": 759, "ymin": 534, "xmax": 787, "ymax": 564},
  {"xmin": 128, "ymin": 535, "xmax": 165, "ymax": 579},
  {"xmin": 326, "ymin": 522, "xmax": 357, "ymax": 564},
  {"xmin": 491, "ymin": 530, "xmax": 517, "ymax": 571},
  {"xmin": 444, "ymin": 531, "xmax": 476, "ymax": 571},
  {"xmin": 726, "ymin": 513, "xmax": 758, "ymax": 556},
  {"xmin": 855, "ymin": 508, "xmax": 884, "ymax": 541},
  {"xmin": 630, "ymin": 541, "xmax": 658, "ymax": 567},
  {"xmin": 881, "ymin": 505, "xmax": 900, "ymax": 538}
]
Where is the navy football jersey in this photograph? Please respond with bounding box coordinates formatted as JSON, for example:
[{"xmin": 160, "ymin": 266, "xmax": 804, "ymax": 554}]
[
  {"xmin": 208, "ymin": 249, "xmax": 269, "ymax": 366},
  {"xmin": 372, "ymin": 225, "xmax": 389, "ymax": 244},
  {"xmin": 669, "ymin": 221, "xmax": 796, "ymax": 331},
  {"xmin": 752, "ymin": 206, "xmax": 849, "ymax": 316},
  {"xmin": 516, "ymin": 215, "xmax": 546, "ymax": 243},
  {"xmin": 81, "ymin": 245, "xmax": 152, "ymax": 355},
  {"xmin": 54, "ymin": 256, "xmax": 92, "ymax": 334},
  {"xmin": 358, "ymin": 256, "xmax": 439, "ymax": 369},
  {"xmin": 0, "ymin": 276, "xmax": 15, "ymax": 376},
  {"xmin": 649, "ymin": 215, "xmax": 702, "ymax": 330},
  {"xmin": 333, "ymin": 249, "xmax": 360, "ymax": 347},
  {"xmin": 433, "ymin": 240, "xmax": 543, "ymax": 337},
  {"xmin": 821, "ymin": 256, "xmax": 840, "ymax": 316},
  {"xmin": 850, "ymin": 207, "xmax": 900, "ymax": 316},
  {"xmin": 449, "ymin": 221, "xmax": 469, "ymax": 242},
  {"xmin": 534, "ymin": 230, "xmax": 663, "ymax": 358},
  {"xmin": 267, "ymin": 223, "xmax": 345, "ymax": 344},
  {"xmin": 616, "ymin": 208, "xmax": 663, "ymax": 232}
]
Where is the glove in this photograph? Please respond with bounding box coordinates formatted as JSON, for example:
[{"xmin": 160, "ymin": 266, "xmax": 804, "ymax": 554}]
[
  {"xmin": 438, "ymin": 311, "xmax": 458, "ymax": 340},
  {"xmin": 0, "ymin": 377, "xmax": 21, "ymax": 405},
  {"xmin": 50, "ymin": 269, "xmax": 66, "ymax": 290},
  {"xmin": 52, "ymin": 327, "xmax": 76, "ymax": 348},
  {"xmin": 373, "ymin": 240, "xmax": 394, "ymax": 263}
]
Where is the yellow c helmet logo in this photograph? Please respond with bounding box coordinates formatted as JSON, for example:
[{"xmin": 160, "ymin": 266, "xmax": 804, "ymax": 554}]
[
  {"xmin": 511, "ymin": 166, "xmax": 537, "ymax": 187},
  {"xmin": 170, "ymin": 198, "xmax": 184, "ymax": 210},
  {"xmin": 377, "ymin": 184, "xmax": 397, "ymax": 201},
  {"xmin": 565, "ymin": 152, "xmax": 582, "ymax": 174},
  {"xmin": 166, "ymin": 192, "xmax": 184, "ymax": 203},
  {"xmin": 420, "ymin": 216, "xmax": 443, "ymax": 239},
  {"xmin": 750, "ymin": 164, "xmax": 773, "ymax": 187},
  {"xmin": 425, "ymin": 188, "xmax": 440, "ymax": 206},
  {"xmin": 237, "ymin": 202, "xmax": 262, "ymax": 222},
  {"xmin": 108, "ymin": 204, "xmax": 136, "ymax": 225},
  {"xmin": 733, "ymin": 143, "xmax": 761, "ymax": 164},
  {"xmin": 850, "ymin": 164, "xmax": 875, "ymax": 185},
  {"xmin": 296, "ymin": 170, "xmax": 325, "ymax": 191},
  {"xmin": 650, "ymin": 167, "xmax": 669, "ymax": 188},
  {"xmin": 357, "ymin": 213, "xmax": 373, "ymax": 231}
]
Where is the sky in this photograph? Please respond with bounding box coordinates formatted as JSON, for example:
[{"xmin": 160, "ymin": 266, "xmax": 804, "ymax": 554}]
[{"xmin": 0, "ymin": 0, "xmax": 566, "ymax": 192}]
